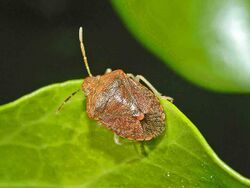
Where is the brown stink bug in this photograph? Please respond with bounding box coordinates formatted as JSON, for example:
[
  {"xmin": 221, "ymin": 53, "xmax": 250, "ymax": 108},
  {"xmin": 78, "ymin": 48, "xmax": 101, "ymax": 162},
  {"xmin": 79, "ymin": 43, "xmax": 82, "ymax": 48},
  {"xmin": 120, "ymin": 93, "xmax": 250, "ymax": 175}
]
[{"xmin": 58, "ymin": 27, "xmax": 173, "ymax": 144}]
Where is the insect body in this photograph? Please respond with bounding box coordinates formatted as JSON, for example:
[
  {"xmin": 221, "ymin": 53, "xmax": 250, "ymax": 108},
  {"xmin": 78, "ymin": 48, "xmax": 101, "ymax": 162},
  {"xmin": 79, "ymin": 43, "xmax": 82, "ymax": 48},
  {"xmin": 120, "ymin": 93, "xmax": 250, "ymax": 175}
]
[
  {"xmin": 59, "ymin": 27, "xmax": 172, "ymax": 142},
  {"xmin": 83, "ymin": 69, "xmax": 165, "ymax": 141}
]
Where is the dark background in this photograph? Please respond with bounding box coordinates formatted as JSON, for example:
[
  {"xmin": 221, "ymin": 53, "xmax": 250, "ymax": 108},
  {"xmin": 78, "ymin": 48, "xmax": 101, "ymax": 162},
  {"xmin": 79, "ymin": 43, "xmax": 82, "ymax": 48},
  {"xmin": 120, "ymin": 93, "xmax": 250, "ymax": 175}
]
[{"xmin": 0, "ymin": 0, "xmax": 249, "ymax": 177}]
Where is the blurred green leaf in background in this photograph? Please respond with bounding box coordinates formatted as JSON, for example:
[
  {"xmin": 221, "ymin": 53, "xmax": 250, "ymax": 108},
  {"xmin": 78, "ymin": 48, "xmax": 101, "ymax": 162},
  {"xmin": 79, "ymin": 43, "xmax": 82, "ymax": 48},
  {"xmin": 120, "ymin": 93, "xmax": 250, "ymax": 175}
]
[
  {"xmin": 111, "ymin": 0, "xmax": 250, "ymax": 92},
  {"xmin": 0, "ymin": 80, "xmax": 249, "ymax": 187}
]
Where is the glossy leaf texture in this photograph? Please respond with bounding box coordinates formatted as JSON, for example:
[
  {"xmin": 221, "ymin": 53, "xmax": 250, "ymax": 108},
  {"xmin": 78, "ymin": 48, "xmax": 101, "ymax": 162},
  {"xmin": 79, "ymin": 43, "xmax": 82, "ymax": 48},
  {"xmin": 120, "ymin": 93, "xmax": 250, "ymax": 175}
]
[
  {"xmin": 111, "ymin": 0, "xmax": 250, "ymax": 92},
  {"xmin": 0, "ymin": 80, "xmax": 249, "ymax": 187}
]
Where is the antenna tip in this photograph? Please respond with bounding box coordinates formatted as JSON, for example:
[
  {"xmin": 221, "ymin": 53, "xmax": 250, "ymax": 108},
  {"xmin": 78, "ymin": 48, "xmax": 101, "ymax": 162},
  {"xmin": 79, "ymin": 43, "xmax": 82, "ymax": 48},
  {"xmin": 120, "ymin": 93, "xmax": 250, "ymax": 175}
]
[{"xmin": 79, "ymin": 27, "xmax": 83, "ymax": 42}]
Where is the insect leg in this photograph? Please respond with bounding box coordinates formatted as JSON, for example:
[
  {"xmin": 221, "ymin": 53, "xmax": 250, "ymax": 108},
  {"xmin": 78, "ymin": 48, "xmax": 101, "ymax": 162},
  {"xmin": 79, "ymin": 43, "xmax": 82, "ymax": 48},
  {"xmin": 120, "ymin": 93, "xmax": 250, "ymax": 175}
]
[
  {"xmin": 56, "ymin": 89, "xmax": 80, "ymax": 113},
  {"xmin": 161, "ymin": 96, "xmax": 174, "ymax": 103},
  {"xmin": 128, "ymin": 74, "xmax": 173, "ymax": 102},
  {"xmin": 140, "ymin": 142, "xmax": 148, "ymax": 156},
  {"xmin": 135, "ymin": 75, "xmax": 173, "ymax": 102},
  {"xmin": 127, "ymin": 73, "xmax": 135, "ymax": 78},
  {"xmin": 105, "ymin": 68, "xmax": 112, "ymax": 74},
  {"xmin": 135, "ymin": 75, "xmax": 162, "ymax": 96},
  {"xmin": 114, "ymin": 134, "xmax": 122, "ymax": 145}
]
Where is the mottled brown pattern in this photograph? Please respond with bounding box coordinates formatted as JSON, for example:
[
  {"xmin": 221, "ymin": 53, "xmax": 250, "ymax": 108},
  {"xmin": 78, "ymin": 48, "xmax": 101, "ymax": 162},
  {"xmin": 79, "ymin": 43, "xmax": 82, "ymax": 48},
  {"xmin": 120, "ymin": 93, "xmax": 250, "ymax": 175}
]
[{"xmin": 82, "ymin": 69, "xmax": 165, "ymax": 141}]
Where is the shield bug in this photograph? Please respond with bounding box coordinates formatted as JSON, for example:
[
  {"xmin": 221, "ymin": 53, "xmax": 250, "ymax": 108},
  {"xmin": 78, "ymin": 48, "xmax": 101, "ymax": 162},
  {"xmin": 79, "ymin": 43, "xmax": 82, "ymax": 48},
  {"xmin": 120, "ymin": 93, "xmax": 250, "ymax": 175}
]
[{"xmin": 58, "ymin": 27, "xmax": 173, "ymax": 144}]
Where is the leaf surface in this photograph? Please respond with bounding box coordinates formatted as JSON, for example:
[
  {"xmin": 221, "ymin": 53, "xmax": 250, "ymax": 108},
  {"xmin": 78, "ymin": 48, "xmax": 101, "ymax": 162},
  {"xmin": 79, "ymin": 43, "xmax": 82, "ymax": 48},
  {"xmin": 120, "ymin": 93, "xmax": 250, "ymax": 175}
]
[
  {"xmin": 0, "ymin": 80, "xmax": 249, "ymax": 187},
  {"xmin": 111, "ymin": 0, "xmax": 250, "ymax": 92}
]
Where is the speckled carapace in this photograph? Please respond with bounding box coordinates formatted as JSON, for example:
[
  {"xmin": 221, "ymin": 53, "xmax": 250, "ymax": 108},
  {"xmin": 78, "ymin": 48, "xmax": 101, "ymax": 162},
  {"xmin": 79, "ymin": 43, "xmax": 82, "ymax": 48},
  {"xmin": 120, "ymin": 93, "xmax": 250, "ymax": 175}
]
[
  {"xmin": 82, "ymin": 69, "xmax": 165, "ymax": 141},
  {"xmin": 58, "ymin": 27, "xmax": 171, "ymax": 141}
]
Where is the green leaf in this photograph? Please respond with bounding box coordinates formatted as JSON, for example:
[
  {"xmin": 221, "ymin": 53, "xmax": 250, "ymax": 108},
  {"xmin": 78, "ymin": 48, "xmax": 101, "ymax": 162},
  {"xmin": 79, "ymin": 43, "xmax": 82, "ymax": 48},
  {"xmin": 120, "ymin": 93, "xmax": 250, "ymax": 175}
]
[
  {"xmin": 0, "ymin": 80, "xmax": 249, "ymax": 187},
  {"xmin": 111, "ymin": 0, "xmax": 250, "ymax": 92}
]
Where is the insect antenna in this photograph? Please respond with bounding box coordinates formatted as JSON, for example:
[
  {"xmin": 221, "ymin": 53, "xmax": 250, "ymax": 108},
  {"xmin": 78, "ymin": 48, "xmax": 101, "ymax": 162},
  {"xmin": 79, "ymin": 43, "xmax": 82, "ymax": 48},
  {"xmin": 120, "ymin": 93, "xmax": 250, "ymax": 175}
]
[
  {"xmin": 79, "ymin": 27, "xmax": 92, "ymax": 77},
  {"xmin": 56, "ymin": 89, "xmax": 80, "ymax": 113},
  {"xmin": 57, "ymin": 27, "xmax": 91, "ymax": 113}
]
